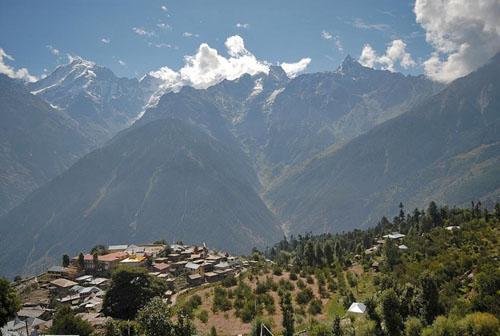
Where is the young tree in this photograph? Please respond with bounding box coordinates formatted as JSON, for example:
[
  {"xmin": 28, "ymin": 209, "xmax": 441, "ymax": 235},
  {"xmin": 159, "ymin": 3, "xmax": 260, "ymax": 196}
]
[
  {"xmin": 62, "ymin": 254, "xmax": 70, "ymax": 267},
  {"xmin": 49, "ymin": 306, "xmax": 93, "ymax": 336},
  {"xmin": 103, "ymin": 266, "xmax": 167, "ymax": 319},
  {"xmin": 383, "ymin": 239, "xmax": 400, "ymax": 270},
  {"xmin": 0, "ymin": 278, "xmax": 20, "ymax": 330},
  {"xmin": 78, "ymin": 252, "xmax": 85, "ymax": 269},
  {"xmin": 209, "ymin": 326, "xmax": 217, "ymax": 336},
  {"xmin": 137, "ymin": 297, "xmax": 174, "ymax": 336},
  {"xmin": 332, "ymin": 315, "xmax": 342, "ymax": 336},
  {"xmin": 174, "ymin": 309, "xmax": 195, "ymax": 336},
  {"xmin": 418, "ymin": 272, "xmax": 443, "ymax": 325},
  {"xmin": 380, "ymin": 289, "xmax": 403, "ymax": 336},
  {"xmin": 92, "ymin": 252, "xmax": 99, "ymax": 272},
  {"xmin": 280, "ymin": 291, "xmax": 294, "ymax": 336}
]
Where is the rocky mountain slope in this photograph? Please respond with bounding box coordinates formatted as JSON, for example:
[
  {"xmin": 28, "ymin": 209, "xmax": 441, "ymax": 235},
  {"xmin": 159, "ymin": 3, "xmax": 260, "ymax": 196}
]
[
  {"xmin": 267, "ymin": 53, "xmax": 500, "ymax": 234},
  {"xmin": 0, "ymin": 75, "xmax": 93, "ymax": 215},
  {"xmin": 0, "ymin": 119, "xmax": 282, "ymax": 278}
]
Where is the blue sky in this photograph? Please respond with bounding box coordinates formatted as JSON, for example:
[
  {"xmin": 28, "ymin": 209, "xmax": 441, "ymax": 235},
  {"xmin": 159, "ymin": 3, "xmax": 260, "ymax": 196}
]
[{"xmin": 1, "ymin": 0, "xmax": 497, "ymax": 83}]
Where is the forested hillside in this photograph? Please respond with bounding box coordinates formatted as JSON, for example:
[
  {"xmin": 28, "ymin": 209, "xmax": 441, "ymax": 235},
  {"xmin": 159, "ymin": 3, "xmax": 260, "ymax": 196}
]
[{"xmin": 264, "ymin": 202, "xmax": 500, "ymax": 335}]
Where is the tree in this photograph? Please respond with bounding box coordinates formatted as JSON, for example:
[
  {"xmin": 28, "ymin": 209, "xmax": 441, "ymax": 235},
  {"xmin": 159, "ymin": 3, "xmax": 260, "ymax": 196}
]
[
  {"xmin": 379, "ymin": 289, "xmax": 402, "ymax": 336},
  {"xmin": 62, "ymin": 254, "xmax": 70, "ymax": 267},
  {"xmin": 0, "ymin": 278, "xmax": 20, "ymax": 330},
  {"xmin": 49, "ymin": 306, "xmax": 93, "ymax": 336},
  {"xmin": 78, "ymin": 252, "xmax": 85, "ymax": 269},
  {"xmin": 209, "ymin": 326, "xmax": 217, "ymax": 336},
  {"xmin": 404, "ymin": 317, "xmax": 423, "ymax": 336},
  {"xmin": 90, "ymin": 244, "xmax": 108, "ymax": 256},
  {"xmin": 92, "ymin": 252, "xmax": 99, "ymax": 272},
  {"xmin": 418, "ymin": 273, "xmax": 443, "ymax": 325},
  {"xmin": 384, "ymin": 239, "xmax": 400, "ymax": 270},
  {"xmin": 332, "ymin": 315, "xmax": 342, "ymax": 336},
  {"xmin": 103, "ymin": 266, "xmax": 168, "ymax": 319},
  {"xmin": 137, "ymin": 297, "xmax": 174, "ymax": 336},
  {"xmin": 280, "ymin": 291, "xmax": 294, "ymax": 336},
  {"xmin": 174, "ymin": 309, "xmax": 195, "ymax": 336}
]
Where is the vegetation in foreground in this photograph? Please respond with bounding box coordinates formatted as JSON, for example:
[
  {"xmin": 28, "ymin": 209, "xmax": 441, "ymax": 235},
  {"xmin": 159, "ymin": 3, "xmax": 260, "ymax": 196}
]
[{"xmin": 1, "ymin": 202, "xmax": 499, "ymax": 335}]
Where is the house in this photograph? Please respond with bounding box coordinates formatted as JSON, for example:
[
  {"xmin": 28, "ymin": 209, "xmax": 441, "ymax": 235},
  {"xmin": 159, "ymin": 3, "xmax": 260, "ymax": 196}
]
[
  {"xmin": 47, "ymin": 266, "xmax": 69, "ymax": 276},
  {"xmin": 445, "ymin": 226, "xmax": 460, "ymax": 231},
  {"xmin": 88, "ymin": 277, "xmax": 108, "ymax": 288},
  {"xmin": 50, "ymin": 278, "xmax": 78, "ymax": 294},
  {"xmin": 152, "ymin": 262, "xmax": 170, "ymax": 273},
  {"xmin": 108, "ymin": 244, "xmax": 128, "ymax": 252},
  {"xmin": 383, "ymin": 232, "xmax": 406, "ymax": 240},
  {"xmin": 167, "ymin": 253, "xmax": 182, "ymax": 262},
  {"xmin": 187, "ymin": 274, "xmax": 204, "ymax": 286},
  {"xmin": 185, "ymin": 262, "xmax": 202, "ymax": 274},
  {"xmin": 204, "ymin": 272, "xmax": 221, "ymax": 283},
  {"xmin": 75, "ymin": 275, "xmax": 93, "ymax": 283},
  {"xmin": 214, "ymin": 261, "xmax": 231, "ymax": 271},
  {"xmin": 347, "ymin": 302, "xmax": 367, "ymax": 314},
  {"xmin": 73, "ymin": 251, "xmax": 127, "ymax": 272},
  {"xmin": 1, "ymin": 317, "xmax": 47, "ymax": 336},
  {"xmin": 371, "ymin": 261, "xmax": 380, "ymax": 272},
  {"xmin": 76, "ymin": 313, "xmax": 109, "ymax": 327},
  {"xmin": 140, "ymin": 244, "xmax": 166, "ymax": 257},
  {"xmin": 120, "ymin": 255, "xmax": 146, "ymax": 267},
  {"xmin": 398, "ymin": 245, "xmax": 409, "ymax": 251},
  {"xmin": 97, "ymin": 252, "xmax": 128, "ymax": 270}
]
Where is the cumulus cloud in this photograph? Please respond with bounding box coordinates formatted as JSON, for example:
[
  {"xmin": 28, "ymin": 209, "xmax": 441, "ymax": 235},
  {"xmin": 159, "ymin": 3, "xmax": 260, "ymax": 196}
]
[
  {"xmin": 46, "ymin": 45, "xmax": 60, "ymax": 56},
  {"xmin": 415, "ymin": 0, "xmax": 500, "ymax": 82},
  {"xmin": 321, "ymin": 30, "xmax": 333, "ymax": 40},
  {"xmin": 280, "ymin": 58, "xmax": 312, "ymax": 78},
  {"xmin": 132, "ymin": 27, "xmax": 155, "ymax": 37},
  {"xmin": 160, "ymin": 5, "xmax": 167, "ymax": 11},
  {"xmin": 118, "ymin": 60, "xmax": 126, "ymax": 66},
  {"xmin": 0, "ymin": 48, "xmax": 37, "ymax": 82},
  {"xmin": 147, "ymin": 35, "xmax": 313, "ymax": 101},
  {"xmin": 148, "ymin": 35, "xmax": 270, "ymax": 91},
  {"xmin": 359, "ymin": 39, "xmax": 416, "ymax": 72},
  {"xmin": 101, "ymin": 37, "xmax": 110, "ymax": 44},
  {"xmin": 236, "ymin": 23, "xmax": 250, "ymax": 29}
]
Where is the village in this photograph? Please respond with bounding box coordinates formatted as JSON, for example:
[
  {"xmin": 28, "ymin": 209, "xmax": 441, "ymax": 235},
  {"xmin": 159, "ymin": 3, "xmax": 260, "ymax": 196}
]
[{"xmin": 3, "ymin": 242, "xmax": 250, "ymax": 336}]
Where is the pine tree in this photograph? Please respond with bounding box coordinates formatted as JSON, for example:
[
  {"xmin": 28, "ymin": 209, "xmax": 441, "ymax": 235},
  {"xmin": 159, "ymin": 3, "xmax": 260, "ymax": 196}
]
[
  {"xmin": 332, "ymin": 315, "xmax": 342, "ymax": 336},
  {"xmin": 62, "ymin": 254, "xmax": 70, "ymax": 267},
  {"xmin": 78, "ymin": 252, "xmax": 85, "ymax": 269},
  {"xmin": 280, "ymin": 291, "xmax": 294, "ymax": 336}
]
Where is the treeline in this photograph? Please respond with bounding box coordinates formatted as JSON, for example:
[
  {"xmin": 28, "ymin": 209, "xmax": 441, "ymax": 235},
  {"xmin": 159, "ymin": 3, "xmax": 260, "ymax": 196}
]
[{"xmin": 264, "ymin": 202, "xmax": 500, "ymax": 335}]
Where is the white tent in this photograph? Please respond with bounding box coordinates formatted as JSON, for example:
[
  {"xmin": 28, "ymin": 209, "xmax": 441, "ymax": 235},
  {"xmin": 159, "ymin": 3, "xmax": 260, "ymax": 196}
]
[{"xmin": 347, "ymin": 302, "xmax": 367, "ymax": 314}]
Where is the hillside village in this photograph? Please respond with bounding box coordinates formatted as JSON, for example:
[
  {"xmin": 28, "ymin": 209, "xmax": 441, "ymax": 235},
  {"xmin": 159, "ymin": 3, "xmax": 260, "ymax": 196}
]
[{"xmin": 3, "ymin": 242, "xmax": 249, "ymax": 336}]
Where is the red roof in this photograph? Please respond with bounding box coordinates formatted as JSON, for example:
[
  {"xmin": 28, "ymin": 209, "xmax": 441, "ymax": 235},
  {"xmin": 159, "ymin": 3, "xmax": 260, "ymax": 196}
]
[
  {"xmin": 79, "ymin": 251, "xmax": 128, "ymax": 262},
  {"xmin": 153, "ymin": 263, "xmax": 170, "ymax": 271}
]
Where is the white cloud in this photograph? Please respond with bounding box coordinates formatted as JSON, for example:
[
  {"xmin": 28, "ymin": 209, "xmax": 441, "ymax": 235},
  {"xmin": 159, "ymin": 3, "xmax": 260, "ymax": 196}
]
[
  {"xmin": 224, "ymin": 35, "xmax": 248, "ymax": 57},
  {"xmin": 236, "ymin": 23, "xmax": 250, "ymax": 29},
  {"xmin": 321, "ymin": 30, "xmax": 333, "ymax": 40},
  {"xmin": 161, "ymin": 5, "xmax": 167, "ymax": 11},
  {"xmin": 182, "ymin": 32, "xmax": 199, "ymax": 38},
  {"xmin": 148, "ymin": 35, "xmax": 270, "ymax": 94},
  {"xmin": 101, "ymin": 37, "xmax": 110, "ymax": 44},
  {"xmin": 156, "ymin": 23, "xmax": 171, "ymax": 31},
  {"xmin": 0, "ymin": 48, "xmax": 37, "ymax": 82},
  {"xmin": 280, "ymin": 58, "xmax": 312, "ymax": 78},
  {"xmin": 46, "ymin": 45, "xmax": 60, "ymax": 56},
  {"xmin": 118, "ymin": 60, "xmax": 126, "ymax": 66},
  {"xmin": 359, "ymin": 39, "xmax": 416, "ymax": 72},
  {"xmin": 132, "ymin": 27, "xmax": 155, "ymax": 37},
  {"xmin": 352, "ymin": 18, "xmax": 389, "ymax": 31},
  {"xmin": 334, "ymin": 35, "xmax": 344, "ymax": 53},
  {"xmin": 415, "ymin": 0, "xmax": 500, "ymax": 82}
]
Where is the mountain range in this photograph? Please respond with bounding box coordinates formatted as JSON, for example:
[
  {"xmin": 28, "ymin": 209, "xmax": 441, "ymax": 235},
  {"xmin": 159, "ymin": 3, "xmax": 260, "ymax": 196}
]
[{"xmin": 1, "ymin": 53, "xmax": 499, "ymax": 278}]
